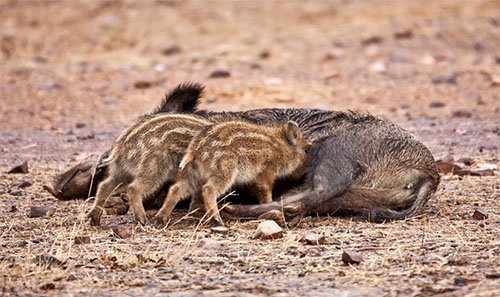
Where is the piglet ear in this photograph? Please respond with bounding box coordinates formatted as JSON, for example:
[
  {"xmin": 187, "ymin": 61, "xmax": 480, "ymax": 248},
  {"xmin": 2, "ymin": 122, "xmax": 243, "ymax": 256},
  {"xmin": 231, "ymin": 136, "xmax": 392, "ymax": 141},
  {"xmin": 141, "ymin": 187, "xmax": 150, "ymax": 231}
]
[{"xmin": 284, "ymin": 121, "xmax": 300, "ymax": 146}]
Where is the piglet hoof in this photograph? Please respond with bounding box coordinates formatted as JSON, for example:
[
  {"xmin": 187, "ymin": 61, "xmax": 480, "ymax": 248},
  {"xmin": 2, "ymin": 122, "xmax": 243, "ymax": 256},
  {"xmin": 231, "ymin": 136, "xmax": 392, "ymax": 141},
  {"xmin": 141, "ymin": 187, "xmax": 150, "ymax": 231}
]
[
  {"xmin": 89, "ymin": 217, "xmax": 100, "ymax": 227},
  {"xmin": 212, "ymin": 221, "xmax": 227, "ymax": 228},
  {"xmin": 210, "ymin": 217, "xmax": 226, "ymax": 228},
  {"xmin": 151, "ymin": 214, "xmax": 169, "ymax": 228},
  {"xmin": 134, "ymin": 212, "xmax": 148, "ymax": 226},
  {"xmin": 87, "ymin": 209, "xmax": 102, "ymax": 226},
  {"xmin": 258, "ymin": 210, "xmax": 284, "ymax": 225}
]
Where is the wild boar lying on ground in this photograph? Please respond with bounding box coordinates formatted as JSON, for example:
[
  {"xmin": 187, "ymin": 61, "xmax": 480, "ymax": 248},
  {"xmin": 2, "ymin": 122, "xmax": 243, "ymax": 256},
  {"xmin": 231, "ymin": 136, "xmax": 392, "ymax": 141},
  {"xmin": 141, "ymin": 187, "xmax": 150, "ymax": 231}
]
[
  {"xmin": 153, "ymin": 120, "xmax": 310, "ymax": 226},
  {"xmin": 49, "ymin": 83, "xmax": 440, "ymax": 224}
]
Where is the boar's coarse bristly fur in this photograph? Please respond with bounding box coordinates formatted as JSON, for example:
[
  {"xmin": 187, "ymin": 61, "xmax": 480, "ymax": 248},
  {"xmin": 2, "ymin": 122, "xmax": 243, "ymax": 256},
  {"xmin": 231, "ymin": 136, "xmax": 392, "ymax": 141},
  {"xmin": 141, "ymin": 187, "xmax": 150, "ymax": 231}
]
[{"xmin": 153, "ymin": 120, "xmax": 310, "ymax": 226}]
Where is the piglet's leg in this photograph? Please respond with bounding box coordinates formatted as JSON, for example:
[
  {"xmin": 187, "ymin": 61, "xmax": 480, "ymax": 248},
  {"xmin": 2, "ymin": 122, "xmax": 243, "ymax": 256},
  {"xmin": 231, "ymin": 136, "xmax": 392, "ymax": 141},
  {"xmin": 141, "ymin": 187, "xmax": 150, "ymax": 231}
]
[
  {"xmin": 87, "ymin": 176, "xmax": 122, "ymax": 226},
  {"xmin": 124, "ymin": 183, "xmax": 148, "ymax": 225},
  {"xmin": 153, "ymin": 181, "xmax": 191, "ymax": 226},
  {"xmin": 188, "ymin": 191, "xmax": 204, "ymax": 214},
  {"xmin": 249, "ymin": 172, "xmax": 275, "ymax": 204},
  {"xmin": 201, "ymin": 177, "xmax": 234, "ymax": 227}
]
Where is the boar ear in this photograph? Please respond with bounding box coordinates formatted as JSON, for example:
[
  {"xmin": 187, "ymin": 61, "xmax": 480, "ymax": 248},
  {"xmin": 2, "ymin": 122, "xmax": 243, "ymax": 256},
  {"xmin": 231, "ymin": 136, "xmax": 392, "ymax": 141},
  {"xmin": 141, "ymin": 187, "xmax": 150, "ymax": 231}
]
[{"xmin": 284, "ymin": 121, "xmax": 300, "ymax": 145}]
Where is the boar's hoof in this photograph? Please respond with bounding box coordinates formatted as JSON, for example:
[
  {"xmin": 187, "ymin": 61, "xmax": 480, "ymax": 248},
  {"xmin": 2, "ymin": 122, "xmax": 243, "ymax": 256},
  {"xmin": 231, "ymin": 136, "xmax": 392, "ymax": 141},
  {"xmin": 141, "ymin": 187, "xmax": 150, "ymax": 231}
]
[
  {"xmin": 87, "ymin": 208, "xmax": 102, "ymax": 226},
  {"xmin": 283, "ymin": 202, "xmax": 304, "ymax": 217},
  {"xmin": 258, "ymin": 210, "xmax": 284, "ymax": 224},
  {"xmin": 220, "ymin": 205, "xmax": 245, "ymax": 219},
  {"xmin": 363, "ymin": 208, "xmax": 388, "ymax": 223},
  {"xmin": 222, "ymin": 204, "xmax": 236, "ymax": 214}
]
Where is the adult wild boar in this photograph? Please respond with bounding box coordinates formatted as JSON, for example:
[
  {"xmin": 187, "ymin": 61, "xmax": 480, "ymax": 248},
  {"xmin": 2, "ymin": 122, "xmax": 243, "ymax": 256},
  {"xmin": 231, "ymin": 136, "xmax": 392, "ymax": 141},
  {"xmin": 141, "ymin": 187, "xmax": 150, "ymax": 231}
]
[{"xmin": 48, "ymin": 83, "xmax": 439, "ymax": 223}]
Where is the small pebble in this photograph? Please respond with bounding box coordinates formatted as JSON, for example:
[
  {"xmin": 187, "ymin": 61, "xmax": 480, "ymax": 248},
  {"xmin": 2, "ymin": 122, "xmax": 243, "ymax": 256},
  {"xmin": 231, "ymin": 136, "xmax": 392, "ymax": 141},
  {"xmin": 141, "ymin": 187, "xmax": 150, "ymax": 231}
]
[
  {"xmin": 7, "ymin": 160, "xmax": 29, "ymax": 174},
  {"xmin": 253, "ymin": 220, "xmax": 283, "ymax": 240},
  {"xmin": 472, "ymin": 208, "xmax": 488, "ymax": 220},
  {"xmin": 342, "ymin": 250, "xmax": 364, "ymax": 265},
  {"xmin": 209, "ymin": 70, "xmax": 230, "ymax": 78}
]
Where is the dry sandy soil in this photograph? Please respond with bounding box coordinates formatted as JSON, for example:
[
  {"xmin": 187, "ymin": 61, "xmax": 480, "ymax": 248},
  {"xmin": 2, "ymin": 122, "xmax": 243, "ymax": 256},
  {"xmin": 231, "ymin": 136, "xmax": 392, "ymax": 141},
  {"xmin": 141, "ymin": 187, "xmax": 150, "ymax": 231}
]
[{"xmin": 1, "ymin": 1, "xmax": 499, "ymax": 296}]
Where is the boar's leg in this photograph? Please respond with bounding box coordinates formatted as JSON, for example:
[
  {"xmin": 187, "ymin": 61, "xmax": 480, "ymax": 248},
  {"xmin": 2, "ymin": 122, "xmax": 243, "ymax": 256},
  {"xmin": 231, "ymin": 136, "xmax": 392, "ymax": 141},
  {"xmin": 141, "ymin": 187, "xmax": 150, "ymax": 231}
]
[
  {"xmin": 223, "ymin": 190, "xmax": 305, "ymax": 221},
  {"xmin": 225, "ymin": 135, "xmax": 437, "ymax": 223},
  {"xmin": 360, "ymin": 179, "xmax": 436, "ymax": 222}
]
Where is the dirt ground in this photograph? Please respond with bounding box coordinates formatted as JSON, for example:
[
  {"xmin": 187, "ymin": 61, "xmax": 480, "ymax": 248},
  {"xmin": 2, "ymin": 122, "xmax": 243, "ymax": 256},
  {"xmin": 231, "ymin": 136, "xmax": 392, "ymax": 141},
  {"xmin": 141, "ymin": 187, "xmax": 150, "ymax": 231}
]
[{"xmin": 1, "ymin": 1, "xmax": 499, "ymax": 296}]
